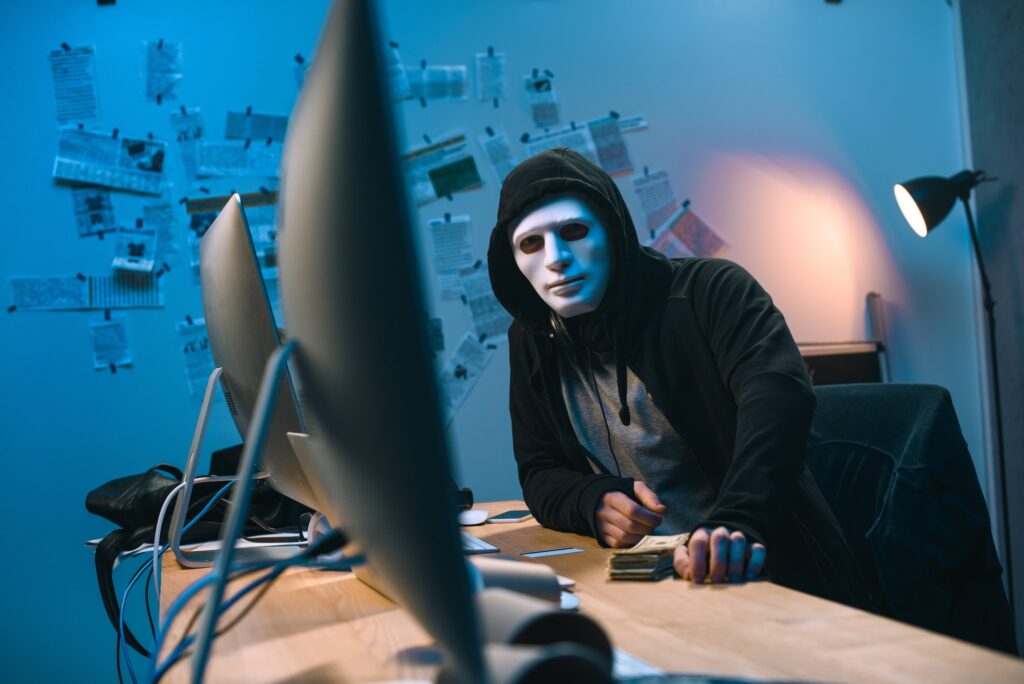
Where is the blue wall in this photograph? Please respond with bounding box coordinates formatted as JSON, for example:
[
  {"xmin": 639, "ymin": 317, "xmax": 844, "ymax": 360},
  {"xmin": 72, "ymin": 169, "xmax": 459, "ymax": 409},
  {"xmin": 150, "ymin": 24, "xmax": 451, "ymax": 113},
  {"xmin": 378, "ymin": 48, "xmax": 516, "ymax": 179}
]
[{"xmin": 0, "ymin": 1, "xmax": 982, "ymax": 681}]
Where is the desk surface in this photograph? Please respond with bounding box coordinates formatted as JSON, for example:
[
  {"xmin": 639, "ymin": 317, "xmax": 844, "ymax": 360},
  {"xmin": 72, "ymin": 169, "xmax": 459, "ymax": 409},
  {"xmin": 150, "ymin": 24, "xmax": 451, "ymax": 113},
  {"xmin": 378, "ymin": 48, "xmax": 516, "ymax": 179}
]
[{"xmin": 160, "ymin": 500, "xmax": 1024, "ymax": 683}]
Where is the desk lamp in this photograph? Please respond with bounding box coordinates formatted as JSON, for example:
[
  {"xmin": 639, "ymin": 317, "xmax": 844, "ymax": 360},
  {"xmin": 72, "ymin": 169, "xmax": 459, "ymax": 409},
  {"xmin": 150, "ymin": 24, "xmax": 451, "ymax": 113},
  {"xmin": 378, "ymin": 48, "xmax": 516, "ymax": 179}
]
[{"xmin": 893, "ymin": 169, "xmax": 1013, "ymax": 607}]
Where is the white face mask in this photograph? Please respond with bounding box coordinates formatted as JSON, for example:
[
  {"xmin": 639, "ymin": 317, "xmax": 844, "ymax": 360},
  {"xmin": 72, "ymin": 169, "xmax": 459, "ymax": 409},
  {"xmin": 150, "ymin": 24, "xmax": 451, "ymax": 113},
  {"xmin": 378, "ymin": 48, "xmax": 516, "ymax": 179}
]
[{"xmin": 510, "ymin": 196, "xmax": 612, "ymax": 319}]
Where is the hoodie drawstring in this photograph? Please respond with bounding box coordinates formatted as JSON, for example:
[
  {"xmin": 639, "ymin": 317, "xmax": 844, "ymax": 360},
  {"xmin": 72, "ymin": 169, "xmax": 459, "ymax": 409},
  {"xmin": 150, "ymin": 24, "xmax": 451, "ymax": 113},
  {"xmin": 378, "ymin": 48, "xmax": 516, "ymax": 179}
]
[{"xmin": 614, "ymin": 332, "xmax": 630, "ymax": 426}]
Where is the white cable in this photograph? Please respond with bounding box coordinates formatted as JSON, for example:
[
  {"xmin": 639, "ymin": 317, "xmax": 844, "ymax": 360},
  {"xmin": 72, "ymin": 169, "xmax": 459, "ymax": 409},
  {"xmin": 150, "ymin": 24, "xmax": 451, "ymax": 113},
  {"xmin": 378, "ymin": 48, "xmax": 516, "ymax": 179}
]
[
  {"xmin": 151, "ymin": 475, "xmax": 236, "ymax": 598},
  {"xmin": 153, "ymin": 482, "xmax": 187, "ymax": 599}
]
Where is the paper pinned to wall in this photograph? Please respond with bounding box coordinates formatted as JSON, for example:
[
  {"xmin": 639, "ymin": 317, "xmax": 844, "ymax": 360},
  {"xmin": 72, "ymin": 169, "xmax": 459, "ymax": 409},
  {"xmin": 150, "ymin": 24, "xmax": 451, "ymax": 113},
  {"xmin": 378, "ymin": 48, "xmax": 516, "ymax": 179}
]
[
  {"xmin": 196, "ymin": 141, "xmax": 282, "ymax": 178},
  {"xmin": 177, "ymin": 317, "xmax": 215, "ymax": 398},
  {"xmin": 438, "ymin": 332, "xmax": 497, "ymax": 427},
  {"xmin": 181, "ymin": 190, "xmax": 279, "ymax": 283},
  {"xmin": 428, "ymin": 317, "xmax": 445, "ymax": 352},
  {"xmin": 72, "ymin": 186, "xmax": 116, "ymax": 238},
  {"xmin": 170, "ymin": 106, "xmax": 204, "ymax": 183},
  {"xmin": 225, "ymin": 111, "xmax": 289, "ymax": 143},
  {"xmin": 587, "ymin": 114, "xmax": 633, "ymax": 175},
  {"xmin": 633, "ymin": 169, "xmax": 680, "ymax": 234},
  {"xmin": 144, "ymin": 40, "xmax": 183, "ymax": 103},
  {"xmin": 428, "ymin": 214, "xmax": 475, "ymax": 300},
  {"xmin": 294, "ymin": 60, "xmax": 310, "ymax": 89},
  {"xmin": 145, "ymin": 202, "xmax": 180, "ymax": 267},
  {"xmin": 459, "ymin": 261, "xmax": 512, "ymax": 342},
  {"xmin": 524, "ymin": 72, "xmax": 560, "ymax": 129},
  {"xmin": 478, "ymin": 127, "xmax": 519, "ymax": 183},
  {"xmin": 187, "ymin": 209, "xmax": 218, "ymax": 242},
  {"xmin": 244, "ymin": 203, "xmax": 279, "ymax": 277},
  {"xmin": 617, "ymin": 115, "xmax": 649, "ymax": 133},
  {"xmin": 188, "ymin": 233, "xmax": 201, "ymax": 284},
  {"xmin": 184, "ymin": 189, "xmax": 278, "ymax": 216},
  {"xmin": 90, "ymin": 272, "xmax": 164, "ymax": 308},
  {"xmin": 9, "ymin": 276, "xmax": 88, "ymax": 311},
  {"xmin": 523, "ymin": 124, "xmax": 599, "ymax": 166},
  {"xmin": 475, "ymin": 50, "xmax": 506, "ymax": 103},
  {"xmin": 407, "ymin": 65, "xmax": 469, "ymax": 101},
  {"xmin": 264, "ymin": 276, "xmax": 284, "ymax": 326},
  {"xmin": 386, "ymin": 44, "xmax": 410, "ymax": 102},
  {"xmin": 9, "ymin": 273, "xmax": 163, "ymax": 311},
  {"xmin": 184, "ymin": 189, "xmax": 278, "ymax": 234},
  {"xmin": 49, "ymin": 45, "xmax": 101, "ymax": 124},
  {"xmin": 90, "ymin": 315, "xmax": 133, "ymax": 370},
  {"xmin": 113, "ymin": 227, "xmax": 157, "ymax": 273},
  {"xmin": 402, "ymin": 132, "xmax": 483, "ymax": 206},
  {"xmin": 54, "ymin": 127, "xmax": 167, "ymax": 195},
  {"xmin": 649, "ymin": 203, "xmax": 729, "ymax": 259}
]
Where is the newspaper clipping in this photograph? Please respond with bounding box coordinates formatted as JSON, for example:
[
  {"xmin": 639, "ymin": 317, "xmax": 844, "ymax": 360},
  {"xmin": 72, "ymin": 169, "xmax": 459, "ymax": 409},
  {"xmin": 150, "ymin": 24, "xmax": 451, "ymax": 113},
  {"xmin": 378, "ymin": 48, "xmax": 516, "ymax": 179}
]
[
  {"xmin": 9, "ymin": 273, "xmax": 163, "ymax": 311},
  {"xmin": 54, "ymin": 127, "xmax": 167, "ymax": 195},
  {"xmin": 145, "ymin": 40, "xmax": 183, "ymax": 102},
  {"xmin": 196, "ymin": 140, "xmax": 282, "ymax": 178},
  {"xmin": 437, "ymin": 332, "xmax": 496, "ymax": 426},
  {"xmin": 523, "ymin": 124, "xmax": 599, "ymax": 166},
  {"xmin": 407, "ymin": 64, "xmax": 469, "ymax": 101},
  {"xmin": 113, "ymin": 227, "xmax": 157, "ymax": 273},
  {"xmin": 90, "ymin": 316, "xmax": 133, "ymax": 370},
  {"xmin": 177, "ymin": 317, "xmax": 215, "ymax": 398},
  {"xmin": 225, "ymin": 111, "xmax": 289, "ymax": 142},
  {"xmin": 170, "ymin": 106, "xmax": 204, "ymax": 183},
  {"xmin": 428, "ymin": 214, "xmax": 475, "ymax": 300},
  {"xmin": 633, "ymin": 170, "xmax": 680, "ymax": 236},
  {"xmin": 588, "ymin": 114, "xmax": 633, "ymax": 176},
  {"xmin": 49, "ymin": 45, "xmax": 101, "ymax": 124},
  {"xmin": 72, "ymin": 186, "xmax": 116, "ymax": 238},
  {"xmin": 478, "ymin": 127, "xmax": 519, "ymax": 183},
  {"xmin": 459, "ymin": 261, "xmax": 512, "ymax": 342},
  {"xmin": 402, "ymin": 132, "xmax": 483, "ymax": 206},
  {"xmin": 649, "ymin": 204, "xmax": 729, "ymax": 259},
  {"xmin": 475, "ymin": 51, "xmax": 506, "ymax": 103}
]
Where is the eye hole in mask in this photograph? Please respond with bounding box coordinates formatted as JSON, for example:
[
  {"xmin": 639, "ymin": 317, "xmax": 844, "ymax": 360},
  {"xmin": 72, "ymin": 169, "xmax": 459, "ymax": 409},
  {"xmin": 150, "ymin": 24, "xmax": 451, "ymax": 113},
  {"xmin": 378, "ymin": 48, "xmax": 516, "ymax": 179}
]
[{"xmin": 517, "ymin": 222, "xmax": 591, "ymax": 254}]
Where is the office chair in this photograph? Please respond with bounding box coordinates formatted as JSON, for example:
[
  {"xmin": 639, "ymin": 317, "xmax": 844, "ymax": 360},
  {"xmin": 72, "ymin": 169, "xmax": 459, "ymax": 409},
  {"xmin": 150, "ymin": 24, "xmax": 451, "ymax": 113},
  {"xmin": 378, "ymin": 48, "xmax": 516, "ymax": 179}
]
[{"xmin": 805, "ymin": 383, "xmax": 1017, "ymax": 655}]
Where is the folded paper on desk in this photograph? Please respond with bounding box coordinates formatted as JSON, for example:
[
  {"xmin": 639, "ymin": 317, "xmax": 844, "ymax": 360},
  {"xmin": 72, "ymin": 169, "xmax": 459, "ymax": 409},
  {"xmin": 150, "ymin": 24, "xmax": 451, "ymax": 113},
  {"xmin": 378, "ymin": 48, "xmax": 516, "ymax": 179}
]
[
  {"xmin": 521, "ymin": 546, "xmax": 584, "ymax": 558},
  {"xmin": 475, "ymin": 587, "xmax": 613, "ymax": 662},
  {"xmin": 613, "ymin": 649, "xmax": 663, "ymax": 678},
  {"xmin": 357, "ymin": 555, "xmax": 564, "ymax": 606},
  {"xmin": 470, "ymin": 556, "xmax": 562, "ymax": 603}
]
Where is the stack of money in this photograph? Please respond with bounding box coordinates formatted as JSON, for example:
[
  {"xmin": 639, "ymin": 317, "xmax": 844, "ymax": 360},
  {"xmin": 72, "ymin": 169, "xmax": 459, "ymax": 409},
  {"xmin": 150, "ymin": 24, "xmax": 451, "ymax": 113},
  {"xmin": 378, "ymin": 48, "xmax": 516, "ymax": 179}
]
[{"xmin": 607, "ymin": 533, "xmax": 689, "ymax": 581}]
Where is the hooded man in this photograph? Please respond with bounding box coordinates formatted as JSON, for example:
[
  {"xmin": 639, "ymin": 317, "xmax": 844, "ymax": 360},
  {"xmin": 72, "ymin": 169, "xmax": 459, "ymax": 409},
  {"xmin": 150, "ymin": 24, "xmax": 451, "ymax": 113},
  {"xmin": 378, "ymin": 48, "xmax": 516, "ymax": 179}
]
[{"xmin": 487, "ymin": 148, "xmax": 872, "ymax": 607}]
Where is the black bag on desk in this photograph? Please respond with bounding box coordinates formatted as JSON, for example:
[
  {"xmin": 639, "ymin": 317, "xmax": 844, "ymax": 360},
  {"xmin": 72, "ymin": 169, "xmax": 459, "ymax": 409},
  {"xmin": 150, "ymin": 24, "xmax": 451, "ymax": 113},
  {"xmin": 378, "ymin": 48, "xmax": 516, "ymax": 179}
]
[{"xmin": 86, "ymin": 445, "xmax": 311, "ymax": 657}]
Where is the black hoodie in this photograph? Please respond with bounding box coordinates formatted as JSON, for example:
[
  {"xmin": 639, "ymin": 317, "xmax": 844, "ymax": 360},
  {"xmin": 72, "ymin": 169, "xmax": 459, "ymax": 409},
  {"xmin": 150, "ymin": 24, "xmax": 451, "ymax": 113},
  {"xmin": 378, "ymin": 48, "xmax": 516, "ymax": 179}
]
[{"xmin": 487, "ymin": 148, "xmax": 872, "ymax": 608}]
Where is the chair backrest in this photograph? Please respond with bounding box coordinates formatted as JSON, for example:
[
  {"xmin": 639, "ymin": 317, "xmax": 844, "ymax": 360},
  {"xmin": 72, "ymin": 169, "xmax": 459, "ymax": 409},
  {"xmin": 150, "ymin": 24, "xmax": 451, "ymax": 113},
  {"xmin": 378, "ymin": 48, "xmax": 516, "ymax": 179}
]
[
  {"xmin": 805, "ymin": 383, "xmax": 1016, "ymax": 654},
  {"xmin": 805, "ymin": 435, "xmax": 893, "ymax": 610}
]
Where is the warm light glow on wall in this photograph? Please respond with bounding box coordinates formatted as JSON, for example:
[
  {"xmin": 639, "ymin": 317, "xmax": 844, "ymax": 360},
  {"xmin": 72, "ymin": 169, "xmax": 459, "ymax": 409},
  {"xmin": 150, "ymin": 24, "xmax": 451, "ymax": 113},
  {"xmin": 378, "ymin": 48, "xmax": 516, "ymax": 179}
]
[{"xmin": 693, "ymin": 153, "xmax": 902, "ymax": 342}]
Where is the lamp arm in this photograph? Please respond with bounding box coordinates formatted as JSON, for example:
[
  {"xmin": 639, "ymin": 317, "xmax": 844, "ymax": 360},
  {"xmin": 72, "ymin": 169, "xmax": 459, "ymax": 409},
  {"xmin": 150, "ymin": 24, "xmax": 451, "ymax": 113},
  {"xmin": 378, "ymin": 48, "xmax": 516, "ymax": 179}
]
[{"xmin": 962, "ymin": 197, "xmax": 994, "ymax": 312}]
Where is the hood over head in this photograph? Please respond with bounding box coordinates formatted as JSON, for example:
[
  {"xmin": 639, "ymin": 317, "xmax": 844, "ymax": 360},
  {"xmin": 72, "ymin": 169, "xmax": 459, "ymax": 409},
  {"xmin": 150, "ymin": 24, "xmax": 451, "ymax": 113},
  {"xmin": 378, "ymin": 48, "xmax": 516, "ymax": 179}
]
[{"xmin": 488, "ymin": 147, "xmax": 661, "ymax": 426}]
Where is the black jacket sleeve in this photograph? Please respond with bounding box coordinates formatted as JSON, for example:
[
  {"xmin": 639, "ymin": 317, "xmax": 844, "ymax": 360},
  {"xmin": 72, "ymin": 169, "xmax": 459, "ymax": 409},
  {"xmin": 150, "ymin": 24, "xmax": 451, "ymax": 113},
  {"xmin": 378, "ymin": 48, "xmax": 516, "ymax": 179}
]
[
  {"xmin": 508, "ymin": 327, "xmax": 634, "ymax": 539},
  {"xmin": 691, "ymin": 260, "xmax": 815, "ymax": 548}
]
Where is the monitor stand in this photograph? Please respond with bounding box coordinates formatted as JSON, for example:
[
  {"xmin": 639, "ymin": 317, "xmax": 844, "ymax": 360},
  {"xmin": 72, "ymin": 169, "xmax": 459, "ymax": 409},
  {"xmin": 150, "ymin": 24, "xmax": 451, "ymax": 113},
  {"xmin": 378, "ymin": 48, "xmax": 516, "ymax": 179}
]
[
  {"xmin": 191, "ymin": 341, "xmax": 304, "ymax": 682},
  {"xmin": 167, "ymin": 366, "xmax": 301, "ymax": 568}
]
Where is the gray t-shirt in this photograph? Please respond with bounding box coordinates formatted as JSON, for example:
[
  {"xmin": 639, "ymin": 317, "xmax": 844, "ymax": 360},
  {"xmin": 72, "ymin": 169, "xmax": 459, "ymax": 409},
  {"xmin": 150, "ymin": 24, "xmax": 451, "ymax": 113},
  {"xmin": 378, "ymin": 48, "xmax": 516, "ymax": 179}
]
[{"xmin": 558, "ymin": 348, "xmax": 717, "ymax": 535}]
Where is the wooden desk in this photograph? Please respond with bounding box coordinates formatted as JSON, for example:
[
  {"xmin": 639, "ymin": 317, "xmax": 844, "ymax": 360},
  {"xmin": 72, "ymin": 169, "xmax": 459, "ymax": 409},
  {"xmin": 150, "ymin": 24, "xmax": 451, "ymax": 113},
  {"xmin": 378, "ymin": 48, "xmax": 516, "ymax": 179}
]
[{"xmin": 160, "ymin": 500, "xmax": 1024, "ymax": 682}]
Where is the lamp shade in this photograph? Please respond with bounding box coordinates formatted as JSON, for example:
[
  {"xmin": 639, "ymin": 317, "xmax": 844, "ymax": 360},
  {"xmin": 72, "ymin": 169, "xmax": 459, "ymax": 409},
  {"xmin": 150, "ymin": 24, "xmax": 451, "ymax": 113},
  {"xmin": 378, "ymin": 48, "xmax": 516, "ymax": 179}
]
[{"xmin": 893, "ymin": 170, "xmax": 981, "ymax": 238}]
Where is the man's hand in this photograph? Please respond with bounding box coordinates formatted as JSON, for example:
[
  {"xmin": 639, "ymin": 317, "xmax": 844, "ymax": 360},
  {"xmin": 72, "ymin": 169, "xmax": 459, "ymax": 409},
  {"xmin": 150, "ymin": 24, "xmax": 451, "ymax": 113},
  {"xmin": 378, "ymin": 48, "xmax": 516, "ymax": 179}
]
[
  {"xmin": 595, "ymin": 481, "xmax": 667, "ymax": 548},
  {"xmin": 673, "ymin": 526, "xmax": 766, "ymax": 583}
]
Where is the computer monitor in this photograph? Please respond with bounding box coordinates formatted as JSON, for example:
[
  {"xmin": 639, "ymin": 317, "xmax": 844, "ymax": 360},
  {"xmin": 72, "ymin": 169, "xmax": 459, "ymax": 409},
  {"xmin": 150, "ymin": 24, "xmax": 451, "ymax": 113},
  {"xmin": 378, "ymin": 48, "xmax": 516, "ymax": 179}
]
[
  {"xmin": 277, "ymin": 0, "xmax": 485, "ymax": 681},
  {"xmin": 199, "ymin": 194, "xmax": 319, "ymax": 513}
]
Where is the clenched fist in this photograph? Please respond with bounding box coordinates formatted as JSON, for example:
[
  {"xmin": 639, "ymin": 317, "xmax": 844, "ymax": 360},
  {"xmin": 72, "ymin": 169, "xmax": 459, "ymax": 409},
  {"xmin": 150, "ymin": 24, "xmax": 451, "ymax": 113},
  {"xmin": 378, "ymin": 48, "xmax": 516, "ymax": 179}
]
[
  {"xmin": 673, "ymin": 526, "xmax": 766, "ymax": 584},
  {"xmin": 595, "ymin": 481, "xmax": 667, "ymax": 548}
]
